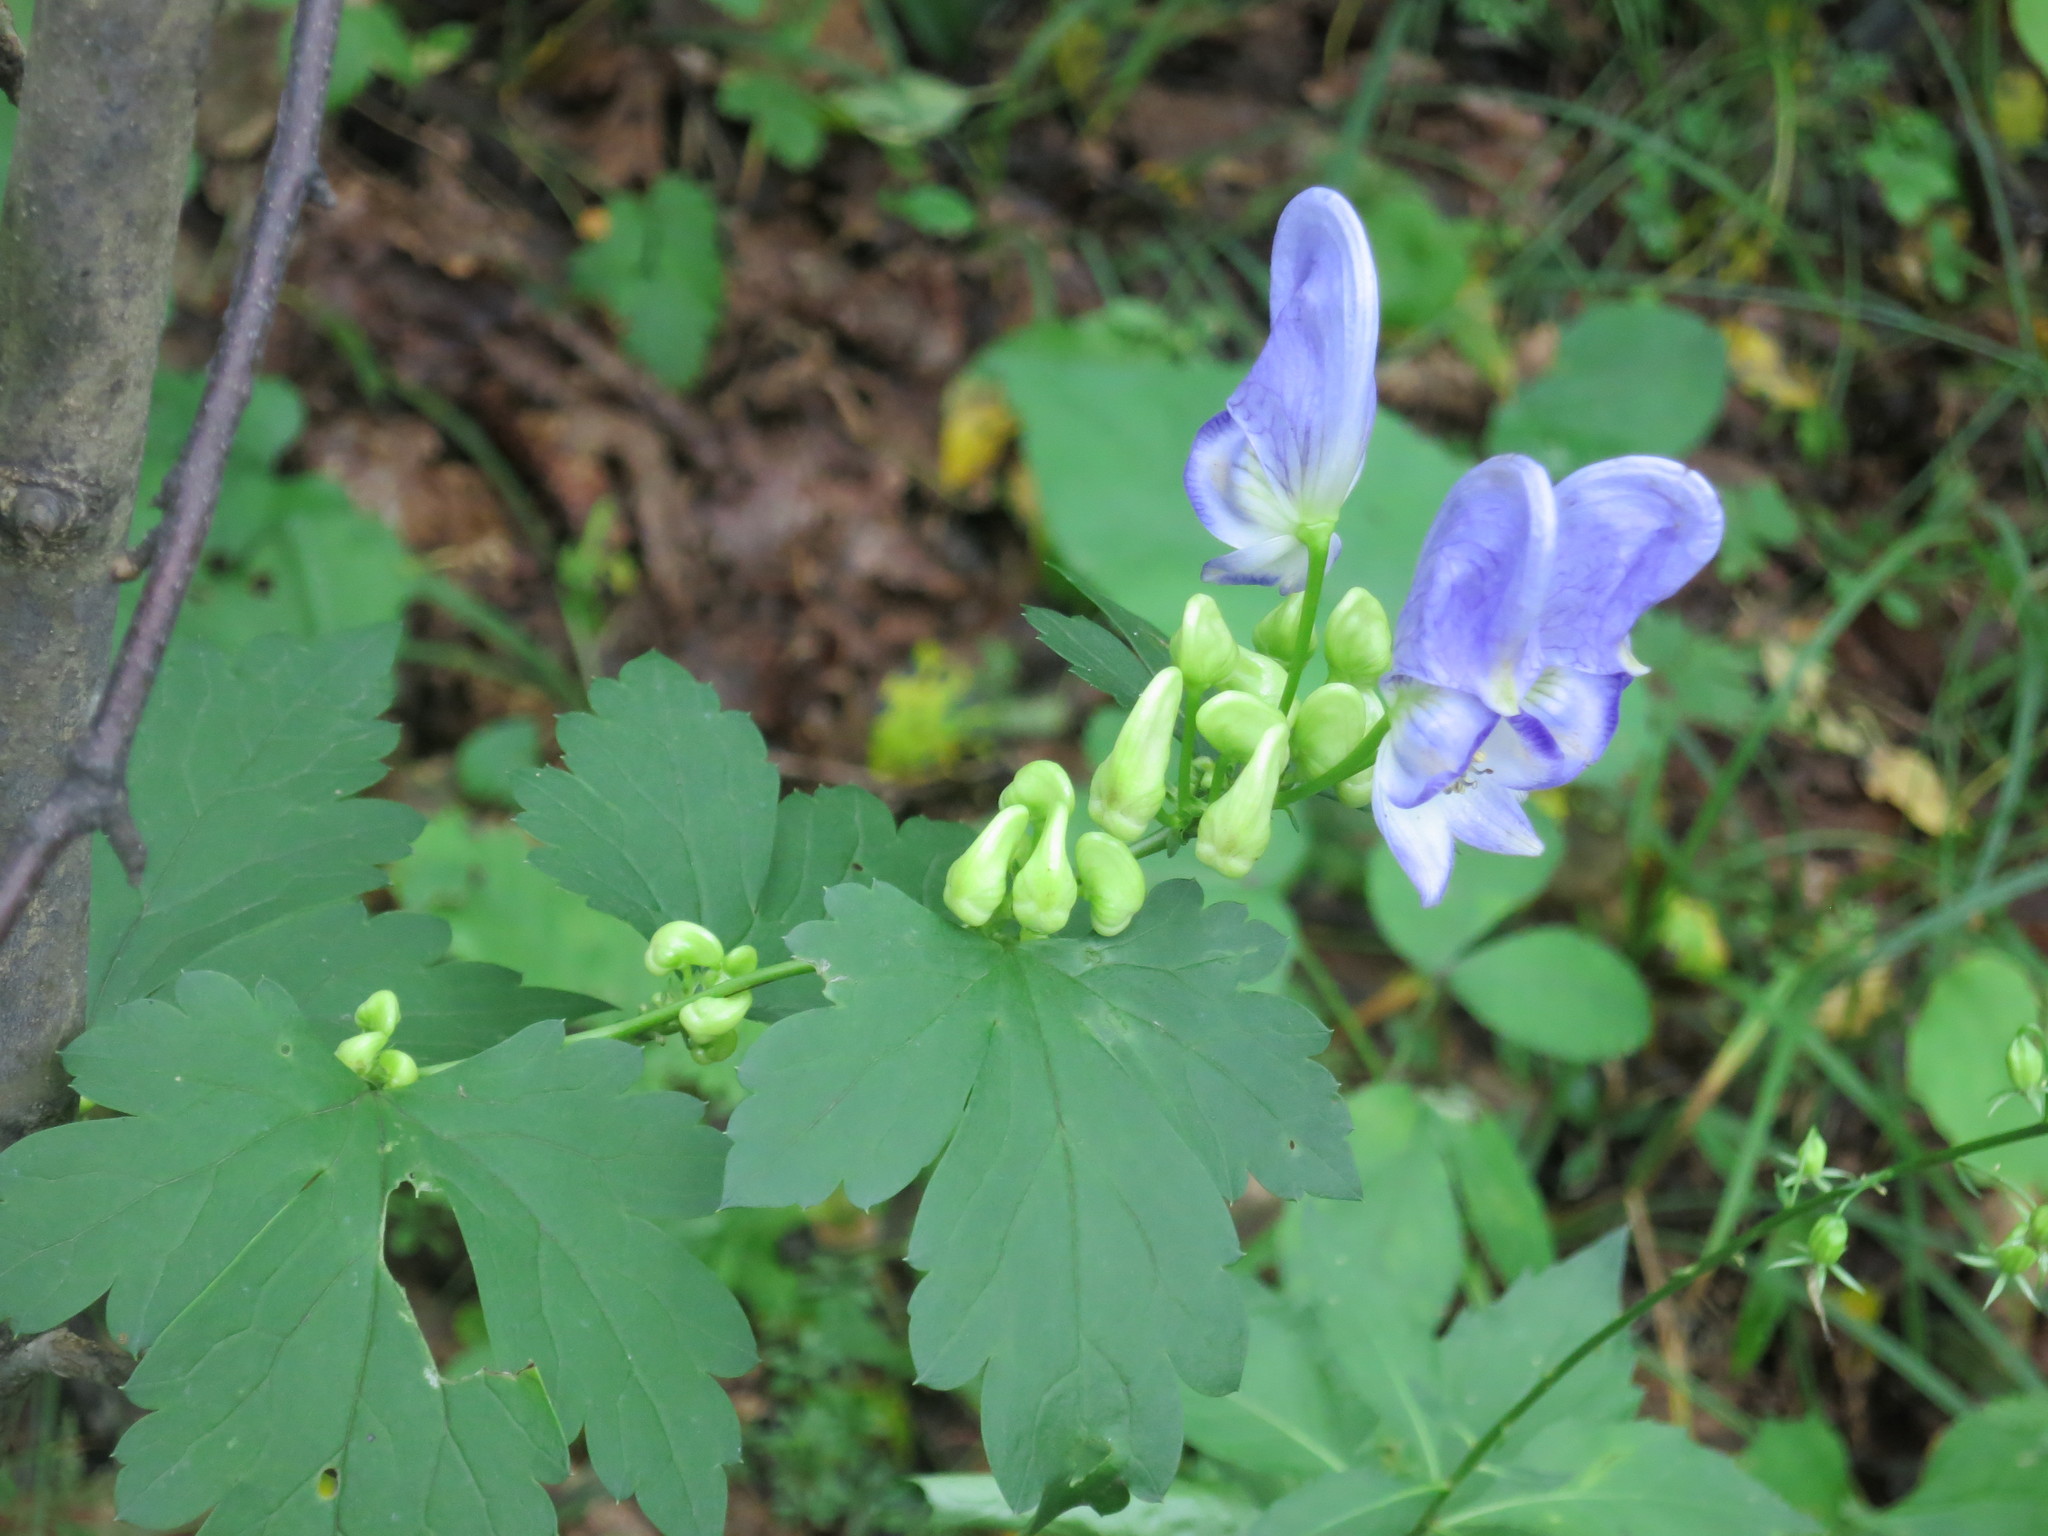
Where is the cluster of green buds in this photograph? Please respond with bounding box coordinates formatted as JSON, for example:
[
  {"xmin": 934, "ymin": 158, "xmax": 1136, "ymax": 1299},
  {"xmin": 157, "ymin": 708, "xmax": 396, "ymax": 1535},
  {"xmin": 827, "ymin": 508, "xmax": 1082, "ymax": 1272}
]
[
  {"xmin": 1093, "ymin": 587, "xmax": 1390, "ymax": 876},
  {"xmin": 646, "ymin": 920, "xmax": 759, "ymax": 1063},
  {"xmin": 335, "ymin": 990, "xmax": 419, "ymax": 1090},
  {"xmin": 945, "ymin": 760, "xmax": 1146, "ymax": 938}
]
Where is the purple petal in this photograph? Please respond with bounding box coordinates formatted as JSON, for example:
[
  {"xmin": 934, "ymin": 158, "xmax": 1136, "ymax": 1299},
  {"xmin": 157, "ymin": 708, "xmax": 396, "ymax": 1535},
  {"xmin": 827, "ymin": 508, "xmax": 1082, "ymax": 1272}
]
[
  {"xmin": 1540, "ymin": 456, "xmax": 1724, "ymax": 674},
  {"xmin": 1392, "ymin": 455, "xmax": 1557, "ymax": 713},
  {"xmin": 1439, "ymin": 775, "xmax": 1544, "ymax": 857},
  {"xmin": 1375, "ymin": 679, "xmax": 1497, "ymax": 809},
  {"xmin": 1222, "ymin": 188, "xmax": 1380, "ymax": 518},
  {"xmin": 1487, "ymin": 669, "xmax": 1631, "ymax": 791},
  {"xmin": 1374, "ymin": 772, "xmax": 1456, "ymax": 907},
  {"xmin": 1201, "ymin": 531, "xmax": 1341, "ymax": 594},
  {"xmin": 1185, "ymin": 410, "xmax": 1296, "ymax": 550}
]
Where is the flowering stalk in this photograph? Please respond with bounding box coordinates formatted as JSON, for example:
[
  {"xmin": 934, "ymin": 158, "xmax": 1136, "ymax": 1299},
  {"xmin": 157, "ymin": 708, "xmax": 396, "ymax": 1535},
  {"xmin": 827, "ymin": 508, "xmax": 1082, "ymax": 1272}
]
[
  {"xmin": 1397, "ymin": 1119, "xmax": 2048, "ymax": 1536},
  {"xmin": 1279, "ymin": 521, "xmax": 1335, "ymax": 712}
]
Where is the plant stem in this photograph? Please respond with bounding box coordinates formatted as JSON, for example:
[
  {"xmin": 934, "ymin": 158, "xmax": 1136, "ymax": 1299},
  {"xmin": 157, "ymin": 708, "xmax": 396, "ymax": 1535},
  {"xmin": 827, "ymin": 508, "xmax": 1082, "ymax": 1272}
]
[
  {"xmin": 1278, "ymin": 524, "xmax": 1333, "ymax": 714},
  {"xmin": 1175, "ymin": 688, "xmax": 1200, "ymax": 825},
  {"xmin": 567, "ymin": 960, "xmax": 819, "ymax": 1046},
  {"xmin": 1398, "ymin": 1119, "xmax": 2048, "ymax": 1535},
  {"xmin": 1276, "ymin": 717, "xmax": 1387, "ymax": 807}
]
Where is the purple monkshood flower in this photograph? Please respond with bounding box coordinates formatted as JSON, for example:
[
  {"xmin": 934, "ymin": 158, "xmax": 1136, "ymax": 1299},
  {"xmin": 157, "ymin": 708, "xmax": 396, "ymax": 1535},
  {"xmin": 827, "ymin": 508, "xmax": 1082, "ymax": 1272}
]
[
  {"xmin": 1374, "ymin": 453, "xmax": 1724, "ymax": 906},
  {"xmin": 1185, "ymin": 186, "xmax": 1380, "ymax": 592}
]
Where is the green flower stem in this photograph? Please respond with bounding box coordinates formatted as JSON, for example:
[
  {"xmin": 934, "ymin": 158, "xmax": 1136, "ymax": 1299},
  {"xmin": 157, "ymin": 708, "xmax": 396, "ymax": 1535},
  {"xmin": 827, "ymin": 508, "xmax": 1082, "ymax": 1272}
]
[
  {"xmin": 1127, "ymin": 825, "xmax": 1178, "ymax": 859},
  {"xmin": 1175, "ymin": 686, "xmax": 1201, "ymax": 826},
  {"xmin": 1276, "ymin": 715, "xmax": 1388, "ymax": 807},
  {"xmin": 1398, "ymin": 1119, "xmax": 2048, "ymax": 1536},
  {"xmin": 567, "ymin": 960, "xmax": 820, "ymax": 1047},
  {"xmin": 1278, "ymin": 523, "xmax": 1335, "ymax": 714}
]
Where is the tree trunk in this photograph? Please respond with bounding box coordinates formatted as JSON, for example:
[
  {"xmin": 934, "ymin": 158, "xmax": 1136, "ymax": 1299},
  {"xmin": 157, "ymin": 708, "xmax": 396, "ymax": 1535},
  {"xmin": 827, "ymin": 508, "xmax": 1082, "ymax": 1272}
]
[{"xmin": 0, "ymin": 0, "xmax": 215, "ymax": 1147}]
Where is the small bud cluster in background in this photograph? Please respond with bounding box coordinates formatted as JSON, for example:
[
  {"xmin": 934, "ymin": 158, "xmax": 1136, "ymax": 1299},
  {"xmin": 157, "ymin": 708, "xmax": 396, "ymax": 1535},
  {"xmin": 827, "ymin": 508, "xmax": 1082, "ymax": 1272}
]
[
  {"xmin": 645, "ymin": 919, "xmax": 761, "ymax": 1062},
  {"xmin": 1776, "ymin": 1016, "xmax": 2048, "ymax": 1327},
  {"xmin": 334, "ymin": 989, "xmax": 418, "ymax": 1089},
  {"xmin": 943, "ymin": 584, "xmax": 1393, "ymax": 938}
]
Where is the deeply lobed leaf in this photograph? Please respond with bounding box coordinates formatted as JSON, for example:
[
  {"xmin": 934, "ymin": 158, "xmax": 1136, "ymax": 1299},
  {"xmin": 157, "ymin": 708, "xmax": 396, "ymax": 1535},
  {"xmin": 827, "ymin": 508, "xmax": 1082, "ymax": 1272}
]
[
  {"xmin": 724, "ymin": 879, "xmax": 1357, "ymax": 1509},
  {"xmin": 0, "ymin": 972, "xmax": 752, "ymax": 1536}
]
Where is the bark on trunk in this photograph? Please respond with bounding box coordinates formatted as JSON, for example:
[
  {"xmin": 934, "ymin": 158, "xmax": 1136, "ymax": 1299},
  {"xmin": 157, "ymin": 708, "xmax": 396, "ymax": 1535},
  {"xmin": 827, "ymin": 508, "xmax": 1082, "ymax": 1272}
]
[{"xmin": 0, "ymin": 0, "xmax": 215, "ymax": 1147}]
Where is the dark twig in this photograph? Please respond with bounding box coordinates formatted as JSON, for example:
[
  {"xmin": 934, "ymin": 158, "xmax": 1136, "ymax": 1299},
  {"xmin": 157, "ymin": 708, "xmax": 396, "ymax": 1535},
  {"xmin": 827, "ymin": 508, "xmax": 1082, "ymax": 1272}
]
[
  {"xmin": 0, "ymin": 2, "xmax": 23, "ymax": 107},
  {"xmin": 0, "ymin": 1326, "xmax": 133, "ymax": 1399},
  {"xmin": 0, "ymin": 0, "xmax": 344, "ymax": 951}
]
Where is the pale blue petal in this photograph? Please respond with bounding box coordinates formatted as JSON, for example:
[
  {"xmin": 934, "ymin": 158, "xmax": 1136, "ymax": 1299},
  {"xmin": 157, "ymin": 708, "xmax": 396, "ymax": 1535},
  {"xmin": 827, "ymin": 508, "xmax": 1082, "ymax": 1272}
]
[
  {"xmin": 1392, "ymin": 455, "xmax": 1557, "ymax": 713},
  {"xmin": 1375, "ymin": 679, "xmax": 1497, "ymax": 809},
  {"xmin": 1374, "ymin": 771, "xmax": 1456, "ymax": 908},
  {"xmin": 1488, "ymin": 669, "xmax": 1631, "ymax": 791},
  {"xmin": 1439, "ymin": 776, "xmax": 1544, "ymax": 857},
  {"xmin": 1223, "ymin": 187, "xmax": 1380, "ymax": 518},
  {"xmin": 1541, "ymin": 456, "xmax": 1724, "ymax": 674},
  {"xmin": 1201, "ymin": 531, "xmax": 1341, "ymax": 593},
  {"xmin": 1184, "ymin": 410, "xmax": 1297, "ymax": 549}
]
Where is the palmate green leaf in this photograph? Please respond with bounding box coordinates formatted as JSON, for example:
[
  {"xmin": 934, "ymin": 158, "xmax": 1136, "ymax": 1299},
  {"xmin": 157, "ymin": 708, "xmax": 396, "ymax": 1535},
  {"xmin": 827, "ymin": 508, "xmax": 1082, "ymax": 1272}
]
[
  {"xmin": 1868, "ymin": 1395, "xmax": 2048, "ymax": 1535},
  {"xmin": 724, "ymin": 880, "xmax": 1357, "ymax": 1511},
  {"xmin": 0, "ymin": 971, "xmax": 752, "ymax": 1536},
  {"xmin": 91, "ymin": 629, "xmax": 589, "ymax": 1056},
  {"xmin": 1026, "ymin": 607, "xmax": 1157, "ymax": 706},
  {"xmin": 519, "ymin": 652, "xmax": 954, "ymax": 1017}
]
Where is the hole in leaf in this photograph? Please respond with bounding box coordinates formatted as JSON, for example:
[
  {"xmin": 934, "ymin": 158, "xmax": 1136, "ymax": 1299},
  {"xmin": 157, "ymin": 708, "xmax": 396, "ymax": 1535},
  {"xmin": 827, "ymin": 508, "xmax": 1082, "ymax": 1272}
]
[
  {"xmin": 277, "ymin": 1042, "xmax": 293, "ymax": 1056},
  {"xmin": 317, "ymin": 1467, "xmax": 339, "ymax": 1500}
]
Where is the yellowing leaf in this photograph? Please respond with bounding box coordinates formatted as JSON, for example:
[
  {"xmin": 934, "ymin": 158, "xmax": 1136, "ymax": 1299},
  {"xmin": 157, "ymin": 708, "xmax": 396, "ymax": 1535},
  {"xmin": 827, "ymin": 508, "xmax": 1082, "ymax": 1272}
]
[
  {"xmin": 1995, "ymin": 66, "xmax": 2048, "ymax": 151},
  {"xmin": 1721, "ymin": 321, "xmax": 1821, "ymax": 411},
  {"xmin": 1817, "ymin": 963, "xmax": 1893, "ymax": 1040},
  {"xmin": 1863, "ymin": 743, "xmax": 1962, "ymax": 835},
  {"xmin": 938, "ymin": 375, "xmax": 1017, "ymax": 493}
]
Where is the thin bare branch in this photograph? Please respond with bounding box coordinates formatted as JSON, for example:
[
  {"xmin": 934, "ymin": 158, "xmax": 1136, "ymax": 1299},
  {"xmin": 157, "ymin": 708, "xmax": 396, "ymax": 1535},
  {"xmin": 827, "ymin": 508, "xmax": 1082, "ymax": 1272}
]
[{"xmin": 0, "ymin": 0, "xmax": 345, "ymax": 951}]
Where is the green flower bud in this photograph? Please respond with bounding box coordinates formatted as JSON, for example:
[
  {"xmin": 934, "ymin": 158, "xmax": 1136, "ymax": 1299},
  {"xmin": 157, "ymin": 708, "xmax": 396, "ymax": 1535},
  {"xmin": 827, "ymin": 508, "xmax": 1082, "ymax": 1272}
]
[
  {"xmin": 1225, "ymin": 648, "xmax": 1287, "ymax": 707},
  {"xmin": 335, "ymin": 1030, "xmax": 386, "ymax": 1079},
  {"xmin": 1325, "ymin": 587, "xmax": 1392, "ymax": 687},
  {"xmin": 1195, "ymin": 690, "xmax": 1287, "ymax": 760},
  {"xmin": 691, "ymin": 1029, "xmax": 740, "ymax": 1064},
  {"xmin": 723, "ymin": 944, "xmax": 759, "ymax": 978},
  {"xmin": 1000, "ymin": 759, "xmax": 1076, "ymax": 818},
  {"xmin": 2009, "ymin": 1032, "xmax": 2046, "ymax": 1098},
  {"xmin": 2028, "ymin": 1204, "xmax": 2048, "ymax": 1248},
  {"xmin": 1197, "ymin": 723, "xmax": 1290, "ymax": 879},
  {"xmin": 1089, "ymin": 667, "xmax": 1183, "ymax": 843},
  {"xmin": 1995, "ymin": 1233, "xmax": 2040, "ymax": 1276},
  {"xmin": 1808, "ymin": 1213, "xmax": 1849, "ymax": 1268},
  {"xmin": 944, "ymin": 804, "xmax": 1033, "ymax": 926},
  {"xmin": 375, "ymin": 1049, "xmax": 420, "ymax": 1091},
  {"xmin": 1291, "ymin": 682, "xmax": 1380, "ymax": 780},
  {"xmin": 1335, "ymin": 765, "xmax": 1374, "ymax": 808},
  {"xmin": 1795, "ymin": 1128, "xmax": 1828, "ymax": 1186},
  {"xmin": 680, "ymin": 991, "xmax": 751, "ymax": 1044},
  {"xmin": 646, "ymin": 919, "xmax": 724, "ymax": 975},
  {"xmin": 1170, "ymin": 594, "xmax": 1238, "ymax": 693},
  {"xmin": 1252, "ymin": 592, "xmax": 1311, "ymax": 659},
  {"xmin": 1075, "ymin": 830, "xmax": 1146, "ymax": 937},
  {"xmin": 1013, "ymin": 804, "xmax": 1078, "ymax": 937},
  {"xmin": 354, "ymin": 989, "xmax": 401, "ymax": 1037}
]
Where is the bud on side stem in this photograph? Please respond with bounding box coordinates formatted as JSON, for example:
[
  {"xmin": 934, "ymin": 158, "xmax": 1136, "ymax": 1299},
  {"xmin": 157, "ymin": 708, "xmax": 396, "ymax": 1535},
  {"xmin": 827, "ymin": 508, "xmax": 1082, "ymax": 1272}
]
[
  {"xmin": 681, "ymin": 992, "xmax": 751, "ymax": 1044},
  {"xmin": 647, "ymin": 919, "xmax": 724, "ymax": 975},
  {"xmin": 1225, "ymin": 648, "xmax": 1287, "ymax": 708},
  {"xmin": 1808, "ymin": 1214, "xmax": 1849, "ymax": 1268},
  {"xmin": 1291, "ymin": 682, "xmax": 1375, "ymax": 780},
  {"xmin": 1196, "ymin": 690, "xmax": 1286, "ymax": 760},
  {"xmin": 1090, "ymin": 667, "xmax": 1183, "ymax": 843},
  {"xmin": 1197, "ymin": 723, "xmax": 1290, "ymax": 879},
  {"xmin": 1325, "ymin": 587, "xmax": 1392, "ymax": 688},
  {"xmin": 1001, "ymin": 759, "xmax": 1076, "ymax": 819},
  {"xmin": 1075, "ymin": 831, "xmax": 1146, "ymax": 936},
  {"xmin": 355, "ymin": 989, "xmax": 401, "ymax": 1036},
  {"xmin": 944, "ymin": 804, "xmax": 1034, "ymax": 927},
  {"xmin": 1252, "ymin": 592, "xmax": 1310, "ymax": 659},
  {"xmin": 1013, "ymin": 803, "xmax": 1079, "ymax": 937},
  {"xmin": 2009, "ymin": 1032, "xmax": 2046, "ymax": 1100},
  {"xmin": 1171, "ymin": 595, "xmax": 1237, "ymax": 693}
]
